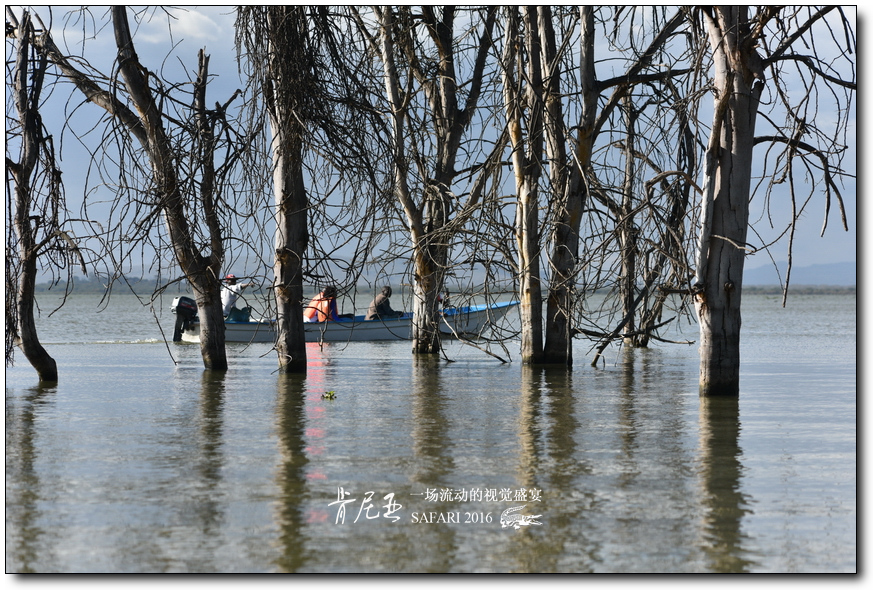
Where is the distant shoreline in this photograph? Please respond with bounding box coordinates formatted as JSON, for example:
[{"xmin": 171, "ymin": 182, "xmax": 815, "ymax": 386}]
[{"xmin": 740, "ymin": 285, "xmax": 855, "ymax": 295}]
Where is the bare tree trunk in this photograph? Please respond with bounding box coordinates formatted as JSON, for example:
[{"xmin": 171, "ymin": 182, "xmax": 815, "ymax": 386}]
[
  {"xmin": 35, "ymin": 7, "xmax": 229, "ymax": 370},
  {"xmin": 619, "ymin": 98, "xmax": 639, "ymax": 345},
  {"xmin": 542, "ymin": 7, "xmax": 596, "ymax": 365},
  {"xmin": 372, "ymin": 7, "xmax": 436, "ymax": 354},
  {"xmin": 412, "ymin": 179, "xmax": 448, "ymax": 355},
  {"xmin": 373, "ymin": 7, "xmax": 445, "ymax": 355},
  {"xmin": 13, "ymin": 255, "xmax": 58, "ymax": 382},
  {"xmin": 7, "ymin": 11, "xmax": 57, "ymax": 382},
  {"xmin": 111, "ymin": 7, "xmax": 228, "ymax": 370},
  {"xmin": 694, "ymin": 7, "xmax": 764, "ymax": 396},
  {"xmin": 271, "ymin": 122, "xmax": 309, "ymax": 373},
  {"xmin": 539, "ymin": 6, "xmax": 574, "ymax": 365},
  {"xmin": 411, "ymin": 250, "xmax": 444, "ymax": 354},
  {"xmin": 234, "ymin": 7, "xmax": 311, "ymax": 373},
  {"xmin": 191, "ymin": 49, "xmax": 230, "ymax": 370},
  {"xmin": 503, "ymin": 7, "xmax": 545, "ymax": 364},
  {"xmin": 514, "ymin": 176, "xmax": 545, "ymax": 365},
  {"xmin": 264, "ymin": 7, "xmax": 311, "ymax": 373}
]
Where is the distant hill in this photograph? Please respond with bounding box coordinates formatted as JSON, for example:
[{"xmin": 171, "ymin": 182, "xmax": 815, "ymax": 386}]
[{"xmin": 743, "ymin": 261, "xmax": 855, "ymax": 286}]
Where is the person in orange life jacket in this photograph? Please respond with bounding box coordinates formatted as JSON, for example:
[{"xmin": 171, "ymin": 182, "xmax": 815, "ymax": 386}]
[
  {"xmin": 221, "ymin": 274, "xmax": 254, "ymax": 316},
  {"xmin": 303, "ymin": 286, "xmax": 342, "ymax": 323}
]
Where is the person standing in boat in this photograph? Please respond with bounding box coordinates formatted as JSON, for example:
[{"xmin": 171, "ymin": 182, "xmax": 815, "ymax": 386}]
[
  {"xmin": 221, "ymin": 274, "xmax": 254, "ymax": 318},
  {"xmin": 304, "ymin": 285, "xmax": 343, "ymax": 323},
  {"xmin": 365, "ymin": 286, "xmax": 404, "ymax": 321}
]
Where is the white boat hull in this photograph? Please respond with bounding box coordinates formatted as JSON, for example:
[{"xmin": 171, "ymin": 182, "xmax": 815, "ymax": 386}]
[{"xmin": 179, "ymin": 301, "xmax": 519, "ymax": 344}]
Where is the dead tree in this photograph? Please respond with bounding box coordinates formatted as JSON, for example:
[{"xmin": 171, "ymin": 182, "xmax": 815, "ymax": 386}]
[
  {"xmin": 692, "ymin": 6, "xmax": 854, "ymax": 395},
  {"xmin": 5, "ymin": 10, "xmax": 69, "ymax": 381},
  {"xmin": 497, "ymin": 7, "xmax": 694, "ymax": 366},
  {"xmin": 351, "ymin": 6, "xmax": 500, "ymax": 355},
  {"xmin": 500, "ymin": 6, "xmax": 547, "ymax": 364},
  {"xmin": 34, "ymin": 7, "xmax": 250, "ymax": 370},
  {"xmin": 563, "ymin": 8, "xmax": 693, "ymax": 366},
  {"xmin": 539, "ymin": 5, "xmax": 594, "ymax": 366},
  {"xmin": 584, "ymin": 80, "xmax": 700, "ymax": 365},
  {"xmin": 236, "ymin": 7, "xmax": 319, "ymax": 373}
]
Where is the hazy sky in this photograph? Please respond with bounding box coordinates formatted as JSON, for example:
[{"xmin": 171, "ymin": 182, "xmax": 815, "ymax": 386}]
[{"xmin": 16, "ymin": 6, "xmax": 858, "ymax": 275}]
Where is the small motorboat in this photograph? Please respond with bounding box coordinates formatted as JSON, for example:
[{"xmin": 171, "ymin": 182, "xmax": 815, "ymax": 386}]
[{"xmin": 171, "ymin": 296, "xmax": 519, "ymax": 344}]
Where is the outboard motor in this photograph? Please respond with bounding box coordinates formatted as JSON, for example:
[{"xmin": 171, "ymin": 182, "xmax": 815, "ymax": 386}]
[{"xmin": 171, "ymin": 296, "xmax": 198, "ymax": 342}]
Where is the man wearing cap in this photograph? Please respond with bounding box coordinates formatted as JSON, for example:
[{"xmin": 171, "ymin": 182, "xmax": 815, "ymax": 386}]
[{"xmin": 221, "ymin": 274, "xmax": 254, "ymax": 317}]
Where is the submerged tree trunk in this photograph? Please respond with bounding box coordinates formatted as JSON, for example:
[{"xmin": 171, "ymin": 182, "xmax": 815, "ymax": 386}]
[
  {"xmin": 503, "ymin": 7, "xmax": 546, "ymax": 364},
  {"xmin": 618, "ymin": 98, "xmax": 639, "ymax": 346},
  {"xmin": 262, "ymin": 7, "xmax": 312, "ymax": 373},
  {"xmin": 111, "ymin": 8, "xmax": 228, "ymax": 370},
  {"xmin": 13, "ymin": 256, "xmax": 58, "ymax": 382},
  {"xmin": 539, "ymin": 6, "xmax": 574, "ymax": 365},
  {"xmin": 694, "ymin": 7, "xmax": 764, "ymax": 396},
  {"xmin": 541, "ymin": 6, "xmax": 596, "ymax": 366},
  {"xmin": 411, "ymin": 177, "xmax": 450, "ymax": 355},
  {"xmin": 236, "ymin": 7, "xmax": 320, "ymax": 372},
  {"xmin": 411, "ymin": 244, "xmax": 445, "ymax": 354},
  {"xmin": 191, "ymin": 50, "xmax": 230, "ymax": 370},
  {"xmin": 544, "ymin": 8, "xmax": 688, "ymax": 365},
  {"xmin": 270, "ymin": 119, "xmax": 309, "ymax": 373},
  {"xmin": 35, "ymin": 7, "xmax": 229, "ymax": 370},
  {"xmin": 7, "ymin": 11, "xmax": 58, "ymax": 382},
  {"xmin": 369, "ymin": 6, "xmax": 496, "ymax": 356},
  {"xmin": 373, "ymin": 6, "xmax": 436, "ymax": 354}
]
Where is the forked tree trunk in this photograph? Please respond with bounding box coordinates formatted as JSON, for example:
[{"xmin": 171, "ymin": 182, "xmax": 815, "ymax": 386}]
[
  {"xmin": 111, "ymin": 8, "xmax": 228, "ymax": 370},
  {"xmin": 377, "ymin": 7, "xmax": 496, "ymax": 356},
  {"xmin": 375, "ymin": 7, "xmax": 447, "ymax": 355},
  {"xmin": 191, "ymin": 49, "xmax": 229, "ymax": 370},
  {"xmin": 695, "ymin": 7, "xmax": 764, "ymax": 396},
  {"xmin": 37, "ymin": 7, "xmax": 229, "ymax": 370},
  {"xmin": 375, "ymin": 7, "xmax": 434, "ymax": 355},
  {"xmin": 542, "ymin": 8, "xmax": 686, "ymax": 365},
  {"xmin": 541, "ymin": 7, "xmax": 597, "ymax": 366}
]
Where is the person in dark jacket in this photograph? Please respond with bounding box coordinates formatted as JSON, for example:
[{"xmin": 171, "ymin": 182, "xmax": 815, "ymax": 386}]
[{"xmin": 365, "ymin": 286, "xmax": 404, "ymax": 321}]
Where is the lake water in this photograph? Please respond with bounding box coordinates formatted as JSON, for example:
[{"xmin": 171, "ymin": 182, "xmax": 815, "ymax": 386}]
[{"xmin": 5, "ymin": 291, "xmax": 856, "ymax": 573}]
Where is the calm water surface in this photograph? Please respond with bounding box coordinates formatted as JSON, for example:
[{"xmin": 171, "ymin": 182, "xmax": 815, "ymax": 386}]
[{"xmin": 5, "ymin": 292, "xmax": 856, "ymax": 572}]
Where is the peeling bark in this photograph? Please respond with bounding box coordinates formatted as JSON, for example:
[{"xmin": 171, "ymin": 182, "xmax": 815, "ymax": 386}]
[{"xmin": 503, "ymin": 7, "xmax": 546, "ymax": 364}]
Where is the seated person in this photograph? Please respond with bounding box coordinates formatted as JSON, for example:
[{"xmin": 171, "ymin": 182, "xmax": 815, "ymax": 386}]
[
  {"xmin": 365, "ymin": 286, "xmax": 404, "ymax": 321},
  {"xmin": 304, "ymin": 286, "xmax": 342, "ymax": 323}
]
